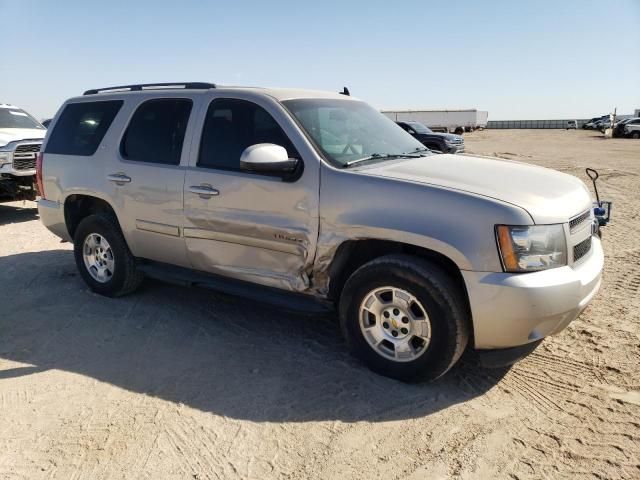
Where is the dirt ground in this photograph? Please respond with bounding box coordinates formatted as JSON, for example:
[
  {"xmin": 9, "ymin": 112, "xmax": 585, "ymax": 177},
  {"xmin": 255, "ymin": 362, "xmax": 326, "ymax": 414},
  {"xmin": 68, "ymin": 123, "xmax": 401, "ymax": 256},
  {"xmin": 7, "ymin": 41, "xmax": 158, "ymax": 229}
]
[{"xmin": 0, "ymin": 129, "xmax": 639, "ymax": 479}]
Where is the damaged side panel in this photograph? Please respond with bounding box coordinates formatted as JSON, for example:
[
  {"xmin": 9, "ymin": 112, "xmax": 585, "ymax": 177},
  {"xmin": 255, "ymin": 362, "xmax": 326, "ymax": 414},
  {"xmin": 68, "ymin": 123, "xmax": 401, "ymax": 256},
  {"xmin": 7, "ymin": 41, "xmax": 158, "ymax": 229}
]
[
  {"xmin": 182, "ymin": 203, "xmax": 314, "ymax": 291},
  {"xmin": 311, "ymin": 163, "xmax": 533, "ymax": 296},
  {"xmin": 182, "ymin": 90, "xmax": 321, "ymax": 293}
]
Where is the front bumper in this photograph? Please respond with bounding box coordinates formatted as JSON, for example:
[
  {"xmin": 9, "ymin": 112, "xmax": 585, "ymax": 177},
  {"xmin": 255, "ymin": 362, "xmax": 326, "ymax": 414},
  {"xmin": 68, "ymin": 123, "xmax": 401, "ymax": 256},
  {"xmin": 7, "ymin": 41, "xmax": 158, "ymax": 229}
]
[
  {"xmin": 0, "ymin": 163, "xmax": 36, "ymax": 177},
  {"xmin": 462, "ymin": 236, "xmax": 604, "ymax": 349},
  {"xmin": 476, "ymin": 339, "xmax": 543, "ymax": 368},
  {"xmin": 446, "ymin": 144, "xmax": 465, "ymax": 154}
]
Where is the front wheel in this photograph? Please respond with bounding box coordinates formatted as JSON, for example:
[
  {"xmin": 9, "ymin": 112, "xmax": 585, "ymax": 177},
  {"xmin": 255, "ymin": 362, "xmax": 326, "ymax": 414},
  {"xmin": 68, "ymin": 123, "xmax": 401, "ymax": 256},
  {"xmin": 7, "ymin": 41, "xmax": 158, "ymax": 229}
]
[
  {"xmin": 632, "ymin": 131, "xmax": 640, "ymax": 139},
  {"xmin": 339, "ymin": 254, "xmax": 470, "ymax": 381},
  {"xmin": 73, "ymin": 213, "xmax": 143, "ymax": 297}
]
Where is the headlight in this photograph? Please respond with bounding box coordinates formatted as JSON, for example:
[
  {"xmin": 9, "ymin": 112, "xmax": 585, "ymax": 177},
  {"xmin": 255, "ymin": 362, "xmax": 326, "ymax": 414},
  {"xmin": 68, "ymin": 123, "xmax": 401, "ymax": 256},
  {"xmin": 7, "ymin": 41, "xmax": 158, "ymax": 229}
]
[
  {"xmin": 0, "ymin": 152, "xmax": 10, "ymax": 165},
  {"xmin": 496, "ymin": 224, "xmax": 567, "ymax": 272}
]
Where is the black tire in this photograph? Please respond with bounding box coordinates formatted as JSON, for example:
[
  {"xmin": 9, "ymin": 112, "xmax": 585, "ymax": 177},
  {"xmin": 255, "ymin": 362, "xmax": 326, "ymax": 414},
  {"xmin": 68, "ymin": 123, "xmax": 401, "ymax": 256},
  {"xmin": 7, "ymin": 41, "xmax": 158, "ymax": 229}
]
[
  {"xmin": 454, "ymin": 127, "xmax": 464, "ymax": 135},
  {"xmin": 632, "ymin": 131, "xmax": 640, "ymax": 140},
  {"xmin": 339, "ymin": 254, "xmax": 470, "ymax": 382},
  {"xmin": 73, "ymin": 213, "xmax": 143, "ymax": 297}
]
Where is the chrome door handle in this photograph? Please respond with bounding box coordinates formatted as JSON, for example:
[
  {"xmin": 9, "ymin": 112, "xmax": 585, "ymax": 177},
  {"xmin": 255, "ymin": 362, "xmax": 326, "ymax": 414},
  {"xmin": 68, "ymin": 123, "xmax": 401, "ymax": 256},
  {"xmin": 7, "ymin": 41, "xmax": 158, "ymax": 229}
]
[
  {"xmin": 189, "ymin": 185, "xmax": 220, "ymax": 198},
  {"xmin": 107, "ymin": 173, "xmax": 131, "ymax": 184}
]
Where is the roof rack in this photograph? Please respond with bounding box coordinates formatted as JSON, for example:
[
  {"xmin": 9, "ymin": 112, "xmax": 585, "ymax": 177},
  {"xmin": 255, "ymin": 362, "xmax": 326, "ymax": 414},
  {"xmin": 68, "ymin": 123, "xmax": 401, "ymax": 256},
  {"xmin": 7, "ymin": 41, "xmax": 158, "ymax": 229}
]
[{"xmin": 83, "ymin": 82, "xmax": 217, "ymax": 95}]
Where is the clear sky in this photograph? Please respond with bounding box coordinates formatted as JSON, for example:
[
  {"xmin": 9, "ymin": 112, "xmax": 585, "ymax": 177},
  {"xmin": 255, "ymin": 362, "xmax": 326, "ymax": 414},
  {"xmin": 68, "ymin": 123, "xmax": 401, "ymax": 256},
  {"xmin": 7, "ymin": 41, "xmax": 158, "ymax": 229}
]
[{"xmin": 1, "ymin": 0, "xmax": 639, "ymax": 121}]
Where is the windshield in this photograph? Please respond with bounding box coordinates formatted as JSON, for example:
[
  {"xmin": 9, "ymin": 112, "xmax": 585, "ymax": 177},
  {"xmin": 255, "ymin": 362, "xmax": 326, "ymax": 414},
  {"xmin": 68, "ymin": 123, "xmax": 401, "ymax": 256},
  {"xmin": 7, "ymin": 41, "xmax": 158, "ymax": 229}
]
[
  {"xmin": 0, "ymin": 108, "xmax": 44, "ymax": 129},
  {"xmin": 406, "ymin": 121, "xmax": 432, "ymax": 134},
  {"xmin": 283, "ymin": 99, "xmax": 426, "ymax": 167}
]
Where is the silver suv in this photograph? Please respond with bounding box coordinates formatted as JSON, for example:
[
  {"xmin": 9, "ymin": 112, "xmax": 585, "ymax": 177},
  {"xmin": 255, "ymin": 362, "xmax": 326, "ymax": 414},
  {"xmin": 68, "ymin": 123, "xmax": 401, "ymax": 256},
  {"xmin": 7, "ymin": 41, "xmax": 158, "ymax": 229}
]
[{"xmin": 38, "ymin": 83, "xmax": 604, "ymax": 381}]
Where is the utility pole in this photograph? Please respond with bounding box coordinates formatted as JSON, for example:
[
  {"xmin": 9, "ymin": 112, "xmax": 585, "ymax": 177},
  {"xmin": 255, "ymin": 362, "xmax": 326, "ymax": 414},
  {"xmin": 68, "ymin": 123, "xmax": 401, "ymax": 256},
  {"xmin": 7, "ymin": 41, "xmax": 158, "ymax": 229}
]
[
  {"xmin": 612, "ymin": 107, "xmax": 616, "ymax": 132},
  {"xmin": 606, "ymin": 107, "xmax": 617, "ymax": 138}
]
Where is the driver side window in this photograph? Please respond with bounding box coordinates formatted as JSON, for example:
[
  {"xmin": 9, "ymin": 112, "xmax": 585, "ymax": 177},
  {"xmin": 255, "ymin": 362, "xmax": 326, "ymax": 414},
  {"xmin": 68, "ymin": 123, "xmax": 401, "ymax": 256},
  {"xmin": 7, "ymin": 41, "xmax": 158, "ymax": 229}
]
[{"xmin": 198, "ymin": 98, "xmax": 298, "ymax": 171}]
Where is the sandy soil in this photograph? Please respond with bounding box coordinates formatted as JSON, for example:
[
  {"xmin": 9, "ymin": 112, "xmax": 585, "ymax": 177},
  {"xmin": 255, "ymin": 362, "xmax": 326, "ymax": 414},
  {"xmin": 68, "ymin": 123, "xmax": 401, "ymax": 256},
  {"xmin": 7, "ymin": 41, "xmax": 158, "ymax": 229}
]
[{"xmin": 0, "ymin": 129, "xmax": 638, "ymax": 479}]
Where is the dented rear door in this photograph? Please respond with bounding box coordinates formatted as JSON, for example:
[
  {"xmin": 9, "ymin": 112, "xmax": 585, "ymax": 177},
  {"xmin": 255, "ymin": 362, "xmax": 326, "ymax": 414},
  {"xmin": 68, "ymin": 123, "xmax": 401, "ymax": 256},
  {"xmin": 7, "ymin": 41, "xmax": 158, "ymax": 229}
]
[{"xmin": 182, "ymin": 92, "xmax": 320, "ymax": 292}]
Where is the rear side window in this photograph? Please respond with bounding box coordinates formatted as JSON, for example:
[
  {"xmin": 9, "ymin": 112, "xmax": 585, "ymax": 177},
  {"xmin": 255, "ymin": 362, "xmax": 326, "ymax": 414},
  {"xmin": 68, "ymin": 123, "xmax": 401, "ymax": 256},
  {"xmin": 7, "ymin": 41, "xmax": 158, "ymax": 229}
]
[
  {"xmin": 45, "ymin": 101, "xmax": 123, "ymax": 156},
  {"xmin": 198, "ymin": 98, "xmax": 297, "ymax": 171},
  {"xmin": 121, "ymin": 99, "xmax": 192, "ymax": 165}
]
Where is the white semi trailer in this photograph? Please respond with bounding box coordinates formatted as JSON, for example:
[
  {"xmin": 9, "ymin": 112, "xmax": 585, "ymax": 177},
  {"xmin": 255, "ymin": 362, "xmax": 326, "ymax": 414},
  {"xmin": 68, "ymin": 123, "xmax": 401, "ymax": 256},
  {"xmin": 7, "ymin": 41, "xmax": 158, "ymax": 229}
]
[{"xmin": 382, "ymin": 109, "xmax": 488, "ymax": 134}]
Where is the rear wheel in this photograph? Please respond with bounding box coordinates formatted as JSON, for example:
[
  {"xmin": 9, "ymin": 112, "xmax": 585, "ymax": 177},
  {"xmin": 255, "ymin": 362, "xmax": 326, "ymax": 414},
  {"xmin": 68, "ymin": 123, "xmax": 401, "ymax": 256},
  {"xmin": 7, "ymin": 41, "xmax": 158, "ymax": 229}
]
[
  {"xmin": 632, "ymin": 131, "xmax": 640, "ymax": 139},
  {"xmin": 454, "ymin": 127, "xmax": 464, "ymax": 135},
  {"xmin": 73, "ymin": 214, "xmax": 143, "ymax": 297},
  {"xmin": 339, "ymin": 254, "xmax": 470, "ymax": 381}
]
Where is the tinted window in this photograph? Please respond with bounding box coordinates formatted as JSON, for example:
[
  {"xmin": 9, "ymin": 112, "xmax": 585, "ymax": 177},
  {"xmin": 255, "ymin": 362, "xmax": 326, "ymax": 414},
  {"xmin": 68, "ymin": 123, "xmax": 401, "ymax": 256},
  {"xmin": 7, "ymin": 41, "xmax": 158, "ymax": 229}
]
[
  {"xmin": 45, "ymin": 101, "xmax": 122, "ymax": 156},
  {"xmin": 121, "ymin": 99, "xmax": 192, "ymax": 165},
  {"xmin": 406, "ymin": 122, "xmax": 432, "ymax": 134},
  {"xmin": 198, "ymin": 98, "xmax": 297, "ymax": 171}
]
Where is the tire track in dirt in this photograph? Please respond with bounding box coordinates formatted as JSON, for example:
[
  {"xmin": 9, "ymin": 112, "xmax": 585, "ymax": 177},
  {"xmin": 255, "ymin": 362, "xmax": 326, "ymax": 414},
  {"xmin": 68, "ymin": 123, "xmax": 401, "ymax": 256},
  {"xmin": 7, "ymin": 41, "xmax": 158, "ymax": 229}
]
[
  {"xmin": 497, "ymin": 352, "xmax": 595, "ymax": 414},
  {"xmin": 499, "ymin": 349, "xmax": 640, "ymax": 479},
  {"xmin": 609, "ymin": 256, "xmax": 640, "ymax": 301},
  {"xmin": 508, "ymin": 395, "xmax": 640, "ymax": 480}
]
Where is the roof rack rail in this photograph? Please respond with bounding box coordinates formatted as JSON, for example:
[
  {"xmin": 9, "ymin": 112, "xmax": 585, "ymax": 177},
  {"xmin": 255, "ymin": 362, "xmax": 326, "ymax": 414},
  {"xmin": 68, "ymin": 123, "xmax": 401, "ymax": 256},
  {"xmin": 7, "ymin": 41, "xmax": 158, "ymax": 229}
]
[{"xmin": 83, "ymin": 82, "xmax": 217, "ymax": 95}]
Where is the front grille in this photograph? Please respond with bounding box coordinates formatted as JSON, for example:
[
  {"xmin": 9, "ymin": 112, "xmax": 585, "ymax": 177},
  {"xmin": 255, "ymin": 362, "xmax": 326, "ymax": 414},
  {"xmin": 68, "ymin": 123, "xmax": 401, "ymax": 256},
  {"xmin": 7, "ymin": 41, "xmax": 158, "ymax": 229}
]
[
  {"xmin": 12, "ymin": 143, "xmax": 41, "ymax": 171},
  {"xmin": 13, "ymin": 157, "xmax": 37, "ymax": 170},
  {"xmin": 569, "ymin": 210, "xmax": 591, "ymax": 232},
  {"xmin": 573, "ymin": 236, "xmax": 592, "ymax": 262}
]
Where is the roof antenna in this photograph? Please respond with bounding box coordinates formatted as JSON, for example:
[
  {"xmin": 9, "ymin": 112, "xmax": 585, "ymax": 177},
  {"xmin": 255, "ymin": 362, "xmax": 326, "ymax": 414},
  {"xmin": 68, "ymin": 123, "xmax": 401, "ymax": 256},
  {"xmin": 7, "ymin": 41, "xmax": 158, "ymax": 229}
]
[{"xmin": 340, "ymin": 86, "xmax": 350, "ymax": 96}]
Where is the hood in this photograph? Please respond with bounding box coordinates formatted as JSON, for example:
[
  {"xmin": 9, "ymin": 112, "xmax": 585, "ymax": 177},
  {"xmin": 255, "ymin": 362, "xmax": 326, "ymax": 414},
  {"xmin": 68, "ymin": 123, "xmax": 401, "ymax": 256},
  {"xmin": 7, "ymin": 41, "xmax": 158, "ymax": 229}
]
[
  {"xmin": 362, "ymin": 154, "xmax": 592, "ymax": 224},
  {"xmin": 0, "ymin": 128, "xmax": 46, "ymax": 148}
]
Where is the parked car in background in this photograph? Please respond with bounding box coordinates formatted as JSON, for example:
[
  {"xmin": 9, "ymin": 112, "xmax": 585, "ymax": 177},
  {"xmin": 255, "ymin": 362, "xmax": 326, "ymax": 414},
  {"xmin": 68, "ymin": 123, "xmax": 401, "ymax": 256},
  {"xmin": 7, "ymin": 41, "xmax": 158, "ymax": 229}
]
[
  {"xmin": 382, "ymin": 109, "xmax": 488, "ymax": 135},
  {"xmin": 613, "ymin": 117, "xmax": 640, "ymax": 137},
  {"xmin": 593, "ymin": 119, "xmax": 608, "ymax": 131},
  {"xmin": 0, "ymin": 103, "xmax": 46, "ymax": 201},
  {"xmin": 396, "ymin": 121, "xmax": 465, "ymax": 153},
  {"xmin": 624, "ymin": 123, "xmax": 640, "ymax": 139},
  {"xmin": 612, "ymin": 118, "xmax": 639, "ymax": 138},
  {"xmin": 584, "ymin": 116, "xmax": 608, "ymax": 130},
  {"xmin": 38, "ymin": 82, "xmax": 604, "ymax": 381},
  {"xmin": 600, "ymin": 118, "xmax": 616, "ymax": 131},
  {"xmin": 566, "ymin": 120, "xmax": 577, "ymax": 129}
]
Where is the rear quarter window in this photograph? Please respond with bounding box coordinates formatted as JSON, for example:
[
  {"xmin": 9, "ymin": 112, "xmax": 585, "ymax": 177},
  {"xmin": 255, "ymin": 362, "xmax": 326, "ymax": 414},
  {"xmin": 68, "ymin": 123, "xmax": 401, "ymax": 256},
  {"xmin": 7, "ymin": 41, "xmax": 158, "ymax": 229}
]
[{"xmin": 45, "ymin": 101, "xmax": 123, "ymax": 156}]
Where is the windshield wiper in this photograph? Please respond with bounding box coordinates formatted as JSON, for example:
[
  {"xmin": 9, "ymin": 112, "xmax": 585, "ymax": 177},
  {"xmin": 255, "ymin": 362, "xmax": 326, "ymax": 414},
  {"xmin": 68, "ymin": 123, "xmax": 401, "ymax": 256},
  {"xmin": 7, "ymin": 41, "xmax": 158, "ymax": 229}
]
[
  {"xmin": 344, "ymin": 153, "xmax": 387, "ymax": 167},
  {"xmin": 343, "ymin": 152, "xmax": 423, "ymax": 168},
  {"xmin": 406, "ymin": 146, "xmax": 431, "ymax": 155}
]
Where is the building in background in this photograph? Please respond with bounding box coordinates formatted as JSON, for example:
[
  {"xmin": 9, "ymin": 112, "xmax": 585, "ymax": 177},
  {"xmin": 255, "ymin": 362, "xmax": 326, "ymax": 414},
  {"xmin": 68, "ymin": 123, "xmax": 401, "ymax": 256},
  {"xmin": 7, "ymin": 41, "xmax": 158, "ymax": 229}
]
[{"xmin": 382, "ymin": 109, "xmax": 488, "ymax": 134}]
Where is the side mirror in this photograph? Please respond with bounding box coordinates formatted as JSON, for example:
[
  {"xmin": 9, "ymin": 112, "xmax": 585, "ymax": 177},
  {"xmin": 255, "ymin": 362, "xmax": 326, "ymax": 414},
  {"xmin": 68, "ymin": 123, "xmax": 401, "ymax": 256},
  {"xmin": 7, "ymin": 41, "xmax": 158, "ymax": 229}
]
[{"xmin": 240, "ymin": 143, "xmax": 299, "ymax": 174}]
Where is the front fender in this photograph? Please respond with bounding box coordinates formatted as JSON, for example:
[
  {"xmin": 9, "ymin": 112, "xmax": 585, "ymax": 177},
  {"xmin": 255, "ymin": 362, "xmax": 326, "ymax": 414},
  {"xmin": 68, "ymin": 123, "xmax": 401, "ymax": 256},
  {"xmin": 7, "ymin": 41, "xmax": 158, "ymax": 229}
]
[{"xmin": 313, "ymin": 164, "xmax": 533, "ymax": 294}]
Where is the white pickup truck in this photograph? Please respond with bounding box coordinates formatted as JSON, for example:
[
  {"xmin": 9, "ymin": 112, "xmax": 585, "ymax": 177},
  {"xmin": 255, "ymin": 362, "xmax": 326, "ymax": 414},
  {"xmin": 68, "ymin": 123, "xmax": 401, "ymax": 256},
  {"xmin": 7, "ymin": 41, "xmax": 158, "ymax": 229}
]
[{"xmin": 0, "ymin": 103, "xmax": 46, "ymax": 201}]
